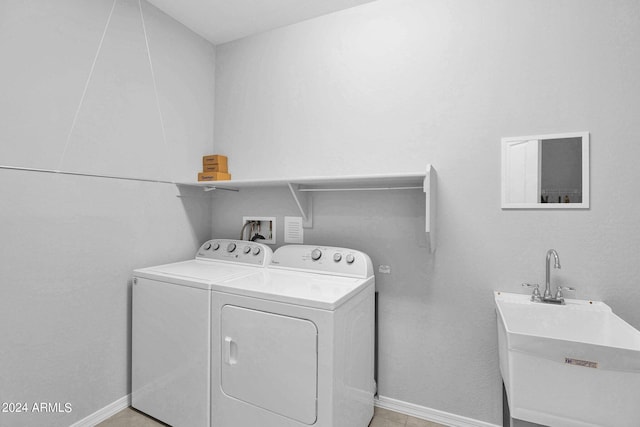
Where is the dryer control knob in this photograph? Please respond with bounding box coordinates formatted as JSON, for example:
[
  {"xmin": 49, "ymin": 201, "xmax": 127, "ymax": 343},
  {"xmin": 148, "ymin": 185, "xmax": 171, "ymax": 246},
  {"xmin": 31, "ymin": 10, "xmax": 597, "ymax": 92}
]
[
  {"xmin": 333, "ymin": 253, "xmax": 342, "ymax": 262},
  {"xmin": 227, "ymin": 243, "xmax": 236, "ymax": 252},
  {"xmin": 252, "ymin": 247, "xmax": 261, "ymax": 256},
  {"xmin": 203, "ymin": 242, "xmax": 212, "ymax": 250},
  {"xmin": 212, "ymin": 242, "xmax": 220, "ymax": 251},
  {"xmin": 345, "ymin": 254, "xmax": 355, "ymax": 264},
  {"xmin": 311, "ymin": 249, "xmax": 322, "ymax": 261},
  {"xmin": 243, "ymin": 246, "xmax": 251, "ymax": 254}
]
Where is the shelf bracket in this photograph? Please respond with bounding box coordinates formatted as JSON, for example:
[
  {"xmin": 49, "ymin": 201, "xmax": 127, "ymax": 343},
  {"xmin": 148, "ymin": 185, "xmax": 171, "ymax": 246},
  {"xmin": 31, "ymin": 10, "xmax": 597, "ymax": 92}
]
[
  {"xmin": 424, "ymin": 165, "xmax": 437, "ymax": 253},
  {"xmin": 288, "ymin": 183, "xmax": 313, "ymax": 228}
]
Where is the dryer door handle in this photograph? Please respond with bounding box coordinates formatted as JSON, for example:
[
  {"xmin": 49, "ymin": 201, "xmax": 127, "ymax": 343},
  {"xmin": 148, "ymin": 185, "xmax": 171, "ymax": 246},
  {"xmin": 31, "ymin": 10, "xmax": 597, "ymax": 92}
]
[{"xmin": 224, "ymin": 336, "xmax": 238, "ymax": 365}]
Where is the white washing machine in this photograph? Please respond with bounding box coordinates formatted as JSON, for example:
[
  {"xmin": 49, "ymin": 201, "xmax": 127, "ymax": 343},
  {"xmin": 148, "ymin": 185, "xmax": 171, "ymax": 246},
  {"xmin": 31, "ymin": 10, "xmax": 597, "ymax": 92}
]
[
  {"xmin": 131, "ymin": 239, "xmax": 273, "ymax": 427},
  {"xmin": 211, "ymin": 244, "xmax": 376, "ymax": 427}
]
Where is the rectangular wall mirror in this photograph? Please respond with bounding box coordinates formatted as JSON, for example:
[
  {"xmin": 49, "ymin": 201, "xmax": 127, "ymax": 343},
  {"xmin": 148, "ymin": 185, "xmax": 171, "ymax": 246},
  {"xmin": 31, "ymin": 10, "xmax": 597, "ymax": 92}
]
[{"xmin": 501, "ymin": 131, "xmax": 589, "ymax": 209}]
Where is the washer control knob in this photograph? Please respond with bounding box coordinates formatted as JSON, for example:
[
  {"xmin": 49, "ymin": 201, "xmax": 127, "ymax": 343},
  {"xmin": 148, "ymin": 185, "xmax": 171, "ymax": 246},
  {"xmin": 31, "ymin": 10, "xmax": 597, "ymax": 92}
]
[
  {"xmin": 203, "ymin": 242, "xmax": 212, "ymax": 250},
  {"xmin": 345, "ymin": 254, "xmax": 355, "ymax": 264},
  {"xmin": 226, "ymin": 242, "xmax": 236, "ymax": 253},
  {"xmin": 212, "ymin": 242, "xmax": 220, "ymax": 251},
  {"xmin": 333, "ymin": 253, "xmax": 342, "ymax": 262},
  {"xmin": 243, "ymin": 246, "xmax": 251, "ymax": 254},
  {"xmin": 252, "ymin": 247, "xmax": 261, "ymax": 256},
  {"xmin": 311, "ymin": 249, "xmax": 322, "ymax": 261}
]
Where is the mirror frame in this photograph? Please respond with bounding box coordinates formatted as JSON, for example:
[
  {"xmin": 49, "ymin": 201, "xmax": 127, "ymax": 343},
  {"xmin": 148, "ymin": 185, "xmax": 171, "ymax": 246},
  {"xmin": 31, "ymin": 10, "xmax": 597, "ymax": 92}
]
[{"xmin": 501, "ymin": 131, "xmax": 590, "ymax": 209}]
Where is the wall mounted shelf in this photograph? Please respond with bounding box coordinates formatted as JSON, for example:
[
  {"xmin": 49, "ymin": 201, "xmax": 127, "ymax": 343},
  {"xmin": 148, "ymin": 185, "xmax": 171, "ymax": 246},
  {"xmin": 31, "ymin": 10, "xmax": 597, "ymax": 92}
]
[{"xmin": 176, "ymin": 165, "xmax": 436, "ymax": 252}]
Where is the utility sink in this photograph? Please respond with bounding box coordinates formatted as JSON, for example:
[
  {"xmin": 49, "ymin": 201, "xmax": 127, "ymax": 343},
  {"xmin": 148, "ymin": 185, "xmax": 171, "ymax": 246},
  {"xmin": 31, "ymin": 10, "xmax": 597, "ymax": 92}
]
[{"xmin": 495, "ymin": 291, "xmax": 640, "ymax": 427}]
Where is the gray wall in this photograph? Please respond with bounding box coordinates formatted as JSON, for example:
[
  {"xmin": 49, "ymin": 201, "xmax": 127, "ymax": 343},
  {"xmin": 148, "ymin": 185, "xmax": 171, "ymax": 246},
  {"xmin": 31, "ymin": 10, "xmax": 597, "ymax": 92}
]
[
  {"xmin": 0, "ymin": 1, "xmax": 215, "ymax": 426},
  {"xmin": 212, "ymin": 0, "xmax": 640, "ymax": 424}
]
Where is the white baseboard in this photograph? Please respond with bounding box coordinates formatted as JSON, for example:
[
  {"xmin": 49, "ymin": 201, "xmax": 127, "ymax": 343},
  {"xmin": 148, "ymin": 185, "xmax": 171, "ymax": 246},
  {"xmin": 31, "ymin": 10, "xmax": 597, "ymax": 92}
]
[
  {"xmin": 375, "ymin": 395, "xmax": 500, "ymax": 427},
  {"xmin": 69, "ymin": 393, "xmax": 497, "ymax": 427},
  {"xmin": 69, "ymin": 394, "xmax": 130, "ymax": 427}
]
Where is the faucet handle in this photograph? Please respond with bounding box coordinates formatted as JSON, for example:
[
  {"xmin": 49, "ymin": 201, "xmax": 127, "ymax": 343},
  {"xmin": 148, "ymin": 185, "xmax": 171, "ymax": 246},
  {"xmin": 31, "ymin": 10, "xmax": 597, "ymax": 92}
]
[
  {"xmin": 522, "ymin": 283, "xmax": 542, "ymax": 302},
  {"xmin": 555, "ymin": 286, "xmax": 576, "ymax": 300}
]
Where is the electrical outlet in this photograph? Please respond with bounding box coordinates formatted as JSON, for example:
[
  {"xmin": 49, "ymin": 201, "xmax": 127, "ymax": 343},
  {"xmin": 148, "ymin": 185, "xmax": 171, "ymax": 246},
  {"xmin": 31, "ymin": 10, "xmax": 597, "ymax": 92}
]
[
  {"xmin": 378, "ymin": 265, "xmax": 391, "ymax": 274},
  {"xmin": 241, "ymin": 216, "xmax": 276, "ymax": 244}
]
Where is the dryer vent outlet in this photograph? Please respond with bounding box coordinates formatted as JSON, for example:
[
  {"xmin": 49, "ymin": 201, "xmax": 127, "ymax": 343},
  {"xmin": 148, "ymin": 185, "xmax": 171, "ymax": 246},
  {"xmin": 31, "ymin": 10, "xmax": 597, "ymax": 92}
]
[{"xmin": 241, "ymin": 217, "xmax": 276, "ymax": 244}]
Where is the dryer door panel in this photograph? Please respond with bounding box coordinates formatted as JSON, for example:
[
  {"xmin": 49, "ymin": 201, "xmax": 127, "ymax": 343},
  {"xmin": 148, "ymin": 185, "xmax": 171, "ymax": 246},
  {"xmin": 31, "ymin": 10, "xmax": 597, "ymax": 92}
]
[{"xmin": 220, "ymin": 305, "xmax": 318, "ymax": 424}]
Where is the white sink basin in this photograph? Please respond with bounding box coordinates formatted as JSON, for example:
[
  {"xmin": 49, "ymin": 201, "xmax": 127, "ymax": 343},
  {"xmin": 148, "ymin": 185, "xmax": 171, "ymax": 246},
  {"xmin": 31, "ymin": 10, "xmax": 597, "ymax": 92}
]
[{"xmin": 495, "ymin": 291, "xmax": 640, "ymax": 427}]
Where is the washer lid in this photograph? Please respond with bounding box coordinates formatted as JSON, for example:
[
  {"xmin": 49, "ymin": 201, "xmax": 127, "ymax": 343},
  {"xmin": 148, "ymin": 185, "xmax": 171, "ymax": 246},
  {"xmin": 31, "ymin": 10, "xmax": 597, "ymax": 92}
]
[
  {"xmin": 134, "ymin": 260, "xmax": 262, "ymax": 290},
  {"xmin": 217, "ymin": 269, "xmax": 373, "ymax": 310}
]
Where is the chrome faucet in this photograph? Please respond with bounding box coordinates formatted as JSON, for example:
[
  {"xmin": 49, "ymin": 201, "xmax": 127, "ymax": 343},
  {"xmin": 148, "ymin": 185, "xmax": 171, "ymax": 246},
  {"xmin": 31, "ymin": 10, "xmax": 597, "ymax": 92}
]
[
  {"xmin": 544, "ymin": 249, "xmax": 561, "ymax": 300},
  {"xmin": 522, "ymin": 249, "xmax": 575, "ymax": 304}
]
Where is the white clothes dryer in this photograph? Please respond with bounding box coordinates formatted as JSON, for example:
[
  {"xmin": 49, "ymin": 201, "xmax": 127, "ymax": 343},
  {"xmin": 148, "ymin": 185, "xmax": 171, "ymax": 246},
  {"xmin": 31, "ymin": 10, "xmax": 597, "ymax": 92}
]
[
  {"xmin": 211, "ymin": 244, "xmax": 376, "ymax": 427},
  {"xmin": 131, "ymin": 239, "xmax": 273, "ymax": 427}
]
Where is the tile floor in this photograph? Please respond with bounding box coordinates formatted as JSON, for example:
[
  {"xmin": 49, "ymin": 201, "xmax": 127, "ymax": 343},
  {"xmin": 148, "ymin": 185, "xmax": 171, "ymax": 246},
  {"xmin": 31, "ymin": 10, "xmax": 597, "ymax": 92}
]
[
  {"xmin": 369, "ymin": 407, "xmax": 446, "ymax": 427},
  {"xmin": 96, "ymin": 406, "xmax": 447, "ymax": 427}
]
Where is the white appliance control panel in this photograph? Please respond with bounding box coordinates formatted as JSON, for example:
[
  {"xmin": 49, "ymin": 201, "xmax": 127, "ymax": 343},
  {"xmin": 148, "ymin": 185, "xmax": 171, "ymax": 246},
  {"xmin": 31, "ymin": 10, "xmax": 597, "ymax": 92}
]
[
  {"xmin": 196, "ymin": 239, "xmax": 273, "ymax": 266},
  {"xmin": 270, "ymin": 245, "xmax": 373, "ymax": 278}
]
